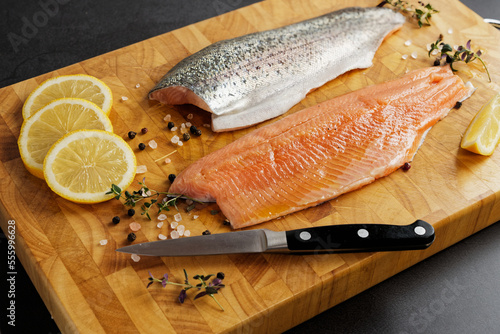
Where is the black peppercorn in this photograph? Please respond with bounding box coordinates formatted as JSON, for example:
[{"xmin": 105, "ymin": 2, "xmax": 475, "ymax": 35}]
[
  {"xmin": 128, "ymin": 131, "xmax": 137, "ymax": 139},
  {"xmin": 112, "ymin": 216, "xmax": 120, "ymax": 224},
  {"xmin": 128, "ymin": 209, "xmax": 135, "ymax": 216},
  {"xmin": 167, "ymin": 121, "xmax": 175, "ymax": 130},
  {"xmin": 216, "ymin": 272, "xmax": 225, "ymax": 280},
  {"xmin": 454, "ymin": 101, "xmax": 462, "ymax": 109},
  {"xmin": 189, "ymin": 125, "xmax": 198, "ymax": 134},
  {"xmin": 223, "ymin": 218, "xmax": 231, "ymax": 226},
  {"xmin": 168, "ymin": 174, "xmax": 176, "ymax": 183},
  {"xmin": 183, "ymin": 133, "xmax": 190, "ymax": 141},
  {"xmin": 402, "ymin": 162, "xmax": 411, "ymax": 171},
  {"xmin": 433, "ymin": 59, "xmax": 441, "ymax": 66},
  {"xmin": 138, "ymin": 143, "xmax": 146, "ymax": 150},
  {"xmin": 202, "ymin": 230, "xmax": 211, "ymax": 235},
  {"xmin": 141, "ymin": 127, "xmax": 148, "ymax": 134},
  {"xmin": 127, "ymin": 232, "xmax": 136, "ymax": 242}
]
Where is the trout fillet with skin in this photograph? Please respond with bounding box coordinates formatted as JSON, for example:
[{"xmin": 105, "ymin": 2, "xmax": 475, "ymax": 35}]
[
  {"xmin": 149, "ymin": 7, "xmax": 405, "ymax": 132},
  {"xmin": 168, "ymin": 66, "xmax": 474, "ymax": 229}
]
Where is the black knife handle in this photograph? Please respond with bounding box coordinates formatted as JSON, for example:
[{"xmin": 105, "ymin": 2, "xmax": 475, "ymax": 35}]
[{"xmin": 285, "ymin": 220, "xmax": 435, "ymax": 252}]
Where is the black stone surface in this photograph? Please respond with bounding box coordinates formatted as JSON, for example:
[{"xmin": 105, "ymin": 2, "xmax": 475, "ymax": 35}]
[{"xmin": 1, "ymin": 0, "xmax": 499, "ymax": 333}]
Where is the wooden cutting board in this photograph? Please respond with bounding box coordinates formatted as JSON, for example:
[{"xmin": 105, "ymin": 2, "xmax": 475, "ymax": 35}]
[{"xmin": 1, "ymin": 0, "xmax": 500, "ymax": 332}]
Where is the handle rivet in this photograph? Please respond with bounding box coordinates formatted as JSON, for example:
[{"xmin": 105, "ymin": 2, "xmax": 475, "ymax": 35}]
[
  {"xmin": 299, "ymin": 231, "xmax": 311, "ymax": 241},
  {"xmin": 414, "ymin": 226, "xmax": 426, "ymax": 235},
  {"xmin": 357, "ymin": 228, "xmax": 369, "ymax": 238}
]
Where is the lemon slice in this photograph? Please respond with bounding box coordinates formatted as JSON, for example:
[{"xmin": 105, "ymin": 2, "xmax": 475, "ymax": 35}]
[
  {"xmin": 18, "ymin": 98, "xmax": 113, "ymax": 179},
  {"xmin": 461, "ymin": 93, "xmax": 500, "ymax": 156},
  {"xmin": 43, "ymin": 130, "xmax": 136, "ymax": 203},
  {"xmin": 22, "ymin": 74, "xmax": 113, "ymax": 119}
]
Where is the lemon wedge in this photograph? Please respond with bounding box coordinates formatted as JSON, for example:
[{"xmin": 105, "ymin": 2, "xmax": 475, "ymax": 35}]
[
  {"xmin": 22, "ymin": 74, "xmax": 113, "ymax": 119},
  {"xmin": 43, "ymin": 130, "xmax": 136, "ymax": 203},
  {"xmin": 18, "ymin": 98, "xmax": 113, "ymax": 179},
  {"xmin": 461, "ymin": 93, "xmax": 500, "ymax": 156}
]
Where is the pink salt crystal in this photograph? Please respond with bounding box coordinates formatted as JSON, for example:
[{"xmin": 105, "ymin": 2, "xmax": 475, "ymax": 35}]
[
  {"xmin": 177, "ymin": 225, "xmax": 185, "ymax": 236},
  {"xmin": 157, "ymin": 214, "xmax": 167, "ymax": 221},
  {"xmin": 99, "ymin": 239, "xmax": 108, "ymax": 246},
  {"xmin": 157, "ymin": 222, "xmax": 164, "ymax": 229},
  {"xmin": 164, "ymin": 158, "xmax": 171, "ymax": 164},
  {"xmin": 170, "ymin": 221, "xmax": 178, "ymax": 229},
  {"xmin": 136, "ymin": 165, "xmax": 147, "ymax": 174},
  {"xmin": 129, "ymin": 222, "xmax": 142, "ymax": 232},
  {"xmin": 131, "ymin": 254, "xmax": 141, "ymax": 262},
  {"xmin": 184, "ymin": 230, "xmax": 191, "ymax": 237},
  {"xmin": 158, "ymin": 234, "xmax": 167, "ymax": 240},
  {"xmin": 174, "ymin": 213, "xmax": 182, "ymax": 222},
  {"xmin": 148, "ymin": 140, "xmax": 158, "ymax": 149},
  {"xmin": 170, "ymin": 230, "xmax": 180, "ymax": 239}
]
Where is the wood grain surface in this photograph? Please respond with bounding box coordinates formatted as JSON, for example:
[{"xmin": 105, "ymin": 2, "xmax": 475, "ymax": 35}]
[{"xmin": 1, "ymin": 0, "xmax": 500, "ymax": 333}]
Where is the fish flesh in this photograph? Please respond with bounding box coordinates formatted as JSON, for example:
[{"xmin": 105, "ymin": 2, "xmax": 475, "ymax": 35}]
[
  {"xmin": 149, "ymin": 7, "xmax": 405, "ymax": 132},
  {"xmin": 169, "ymin": 66, "xmax": 474, "ymax": 229}
]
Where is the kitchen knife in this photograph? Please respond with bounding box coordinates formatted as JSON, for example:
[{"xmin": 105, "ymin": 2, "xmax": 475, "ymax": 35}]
[{"xmin": 116, "ymin": 220, "xmax": 435, "ymax": 256}]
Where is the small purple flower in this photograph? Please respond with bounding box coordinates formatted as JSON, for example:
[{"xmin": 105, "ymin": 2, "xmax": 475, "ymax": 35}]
[
  {"xmin": 476, "ymin": 50, "xmax": 482, "ymax": 57},
  {"xmin": 466, "ymin": 40, "xmax": 471, "ymax": 50},
  {"xmin": 210, "ymin": 278, "xmax": 222, "ymax": 287},
  {"xmin": 161, "ymin": 273, "xmax": 169, "ymax": 288},
  {"xmin": 178, "ymin": 289, "xmax": 187, "ymax": 303}
]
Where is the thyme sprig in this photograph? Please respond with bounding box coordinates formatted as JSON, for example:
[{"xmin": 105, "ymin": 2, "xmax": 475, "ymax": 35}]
[
  {"xmin": 106, "ymin": 178, "xmax": 200, "ymax": 220},
  {"xmin": 147, "ymin": 270, "xmax": 226, "ymax": 311},
  {"xmin": 428, "ymin": 35, "xmax": 491, "ymax": 82},
  {"xmin": 378, "ymin": 0, "xmax": 438, "ymax": 27}
]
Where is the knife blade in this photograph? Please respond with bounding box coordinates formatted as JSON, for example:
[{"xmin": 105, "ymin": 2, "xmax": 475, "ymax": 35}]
[{"xmin": 116, "ymin": 220, "xmax": 434, "ymax": 256}]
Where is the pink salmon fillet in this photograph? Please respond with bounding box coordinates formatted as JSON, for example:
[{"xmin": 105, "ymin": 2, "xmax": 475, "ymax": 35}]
[{"xmin": 169, "ymin": 66, "xmax": 474, "ymax": 228}]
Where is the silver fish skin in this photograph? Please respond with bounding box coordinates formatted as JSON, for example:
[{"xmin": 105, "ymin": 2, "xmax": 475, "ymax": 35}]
[{"xmin": 149, "ymin": 7, "xmax": 405, "ymax": 132}]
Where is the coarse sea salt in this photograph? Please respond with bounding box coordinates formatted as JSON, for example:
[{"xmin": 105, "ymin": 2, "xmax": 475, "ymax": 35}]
[
  {"xmin": 157, "ymin": 213, "xmax": 167, "ymax": 221},
  {"xmin": 193, "ymin": 215, "xmax": 199, "ymax": 220},
  {"xmin": 186, "ymin": 199, "xmax": 193, "ymax": 205},
  {"xmin": 171, "ymin": 135, "xmax": 179, "ymax": 144},
  {"xmin": 177, "ymin": 225, "xmax": 185, "ymax": 236},
  {"xmin": 158, "ymin": 234, "xmax": 167, "ymax": 240},
  {"xmin": 171, "ymin": 126, "xmax": 178, "ymax": 132},
  {"xmin": 187, "ymin": 113, "xmax": 193, "ymax": 120},
  {"xmin": 174, "ymin": 213, "xmax": 182, "ymax": 222},
  {"xmin": 203, "ymin": 124, "xmax": 210, "ymax": 128},
  {"xmin": 136, "ymin": 165, "xmax": 147, "ymax": 174},
  {"xmin": 164, "ymin": 158, "xmax": 171, "ymax": 164},
  {"xmin": 148, "ymin": 140, "xmax": 158, "ymax": 149},
  {"xmin": 431, "ymin": 49, "xmax": 439, "ymax": 56},
  {"xmin": 170, "ymin": 230, "xmax": 180, "ymax": 239},
  {"xmin": 164, "ymin": 114, "xmax": 171, "ymax": 121},
  {"xmin": 99, "ymin": 239, "xmax": 108, "ymax": 246},
  {"xmin": 448, "ymin": 28, "xmax": 453, "ymax": 34},
  {"xmin": 135, "ymin": 83, "xmax": 141, "ymax": 88},
  {"xmin": 411, "ymin": 52, "xmax": 418, "ymax": 59},
  {"xmin": 157, "ymin": 222, "xmax": 164, "ymax": 228},
  {"xmin": 170, "ymin": 221, "xmax": 179, "ymax": 229},
  {"xmin": 185, "ymin": 122, "xmax": 192, "ymax": 127},
  {"xmin": 184, "ymin": 230, "xmax": 191, "ymax": 237},
  {"xmin": 131, "ymin": 254, "xmax": 141, "ymax": 262},
  {"xmin": 121, "ymin": 96, "xmax": 128, "ymax": 101},
  {"xmin": 129, "ymin": 222, "xmax": 142, "ymax": 232},
  {"xmin": 177, "ymin": 141, "xmax": 184, "ymax": 147},
  {"xmin": 402, "ymin": 54, "xmax": 408, "ymax": 60},
  {"xmin": 404, "ymin": 40, "xmax": 412, "ymax": 46}
]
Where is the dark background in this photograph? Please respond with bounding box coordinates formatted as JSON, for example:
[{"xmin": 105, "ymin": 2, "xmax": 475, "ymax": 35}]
[{"xmin": 1, "ymin": 0, "xmax": 500, "ymax": 333}]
